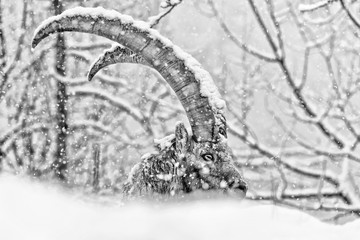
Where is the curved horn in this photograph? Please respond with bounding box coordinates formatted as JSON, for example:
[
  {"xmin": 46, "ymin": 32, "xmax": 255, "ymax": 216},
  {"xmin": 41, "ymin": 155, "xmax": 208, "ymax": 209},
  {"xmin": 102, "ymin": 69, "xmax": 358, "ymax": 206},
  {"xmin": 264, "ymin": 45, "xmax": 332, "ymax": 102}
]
[
  {"xmin": 88, "ymin": 44, "xmax": 151, "ymax": 81},
  {"xmin": 32, "ymin": 7, "xmax": 226, "ymax": 142}
]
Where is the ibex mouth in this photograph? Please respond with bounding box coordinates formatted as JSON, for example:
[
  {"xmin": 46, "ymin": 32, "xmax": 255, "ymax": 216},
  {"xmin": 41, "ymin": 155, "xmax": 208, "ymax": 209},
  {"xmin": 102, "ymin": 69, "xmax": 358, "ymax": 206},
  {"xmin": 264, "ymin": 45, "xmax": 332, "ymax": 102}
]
[
  {"xmin": 232, "ymin": 182, "xmax": 248, "ymax": 193},
  {"xmin": 226, "ymin": 178, "xmax": 248, "ymax": 196}
]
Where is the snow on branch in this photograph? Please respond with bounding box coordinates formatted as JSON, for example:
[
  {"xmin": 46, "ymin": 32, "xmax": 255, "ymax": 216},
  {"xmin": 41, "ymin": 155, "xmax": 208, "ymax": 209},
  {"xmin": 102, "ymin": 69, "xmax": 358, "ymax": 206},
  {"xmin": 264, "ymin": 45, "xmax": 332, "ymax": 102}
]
[
  {"xmin": 278, "ymin": 199, "xmax": 360, "ymax": 215},
  {"xmin": 299, "ymin": 0, "xmax": 337, "ymax": 13},
  {"xmin": 0, "ymin": 122, "xmax": 24, "ymax": 146},
  {"xmin": 71, "ymin": 120, "xmax": 145, "ymax": 148},
  {"xmin": 69, "ymin": 87, "xmax": 144, "ymax": 123},
  {"xmin": 50, "ymin": 68, "xmax": 128, "ymax": 87},
  {"xmin": 338, "ymin": 158, "xmax": 360, "ymax": 205},
  {"xmin": 250, "ymin": 188, "xmax": 344, "ymax": 201},
  {"xmin": 148, "ymin": 0, "xmax": 182, "ymax": 28},
  {"xmin": 271, "ymin": 109, "xmax": 360, "ymax": 164},
  {"xmin": 66, "ymin": 49, "xmax": 94, "ymax": 64},
  {"xmin": 0, "ymin": 122, "xmax": 47, "ymax": 146},
  {"xmin": 66, "ymin": 41, "xmax": 111, "ymax": 51},
  {"xmin": 227, "ymin": 122, "xmax": 340, "ymax": 187},
  {"xmin": 49, "ymin": 70, "xmax": 89, "ymax": 86},
  {"xmin": 0, "ymin": 122, "xmax": 49, "ymax": 162}
]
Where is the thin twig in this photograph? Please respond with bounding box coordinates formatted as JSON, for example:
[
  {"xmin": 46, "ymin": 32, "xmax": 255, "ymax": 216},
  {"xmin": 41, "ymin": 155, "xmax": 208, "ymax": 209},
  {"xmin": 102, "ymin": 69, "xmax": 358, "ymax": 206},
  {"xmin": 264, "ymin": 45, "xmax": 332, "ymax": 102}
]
[
  {"xmin": 339, "ymin": 0, "xmax": 360, "ymax": 29},
  {"xmin": 148, "ymin": 0, "xmax": 182, "ymax": 28},
  {"xmin": 208, "ymin": 0, "xmax": 277, "ymax": 62},
  {"xmin": 265, "ymin": 0, "xmax": 285, "ymax": 59}
]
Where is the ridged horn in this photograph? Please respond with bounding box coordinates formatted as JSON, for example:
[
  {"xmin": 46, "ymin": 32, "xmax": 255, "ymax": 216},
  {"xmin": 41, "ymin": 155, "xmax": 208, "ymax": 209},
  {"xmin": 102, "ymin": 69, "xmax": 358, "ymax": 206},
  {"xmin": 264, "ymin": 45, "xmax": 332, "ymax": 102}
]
[
  {"xmin": 32, "ymin": 7, "xmax": 226, "ymax": 142},
  {"xmin": 88, "ymin": 44, "xmax": 151, "ymax": 81}
]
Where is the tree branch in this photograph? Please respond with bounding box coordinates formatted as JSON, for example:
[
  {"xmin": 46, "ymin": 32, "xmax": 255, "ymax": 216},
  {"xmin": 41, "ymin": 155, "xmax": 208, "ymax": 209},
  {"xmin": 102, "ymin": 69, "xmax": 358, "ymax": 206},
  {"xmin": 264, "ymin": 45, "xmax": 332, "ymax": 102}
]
[
  {"xmin": 340, "ymin": 0, "xmax": 360, "ymax": 29},
  {"xmin": 247, "ymin": 0, "xmax": 345, "ymax": 149},
  {"xmin": 148, "ymin": 0, "xmax": 183, "ymax": 28},
  {"xmin": 208, "ymin": 0, "xmax": 277, "ymax": 62}
]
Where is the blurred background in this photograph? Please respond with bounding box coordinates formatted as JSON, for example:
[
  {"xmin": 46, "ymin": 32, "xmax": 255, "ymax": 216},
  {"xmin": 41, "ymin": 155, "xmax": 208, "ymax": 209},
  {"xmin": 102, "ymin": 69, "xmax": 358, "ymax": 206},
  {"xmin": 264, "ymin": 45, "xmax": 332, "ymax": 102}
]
[{"xmin": 0, "ymin": 0, "xmax": 359, "ymax": 224}]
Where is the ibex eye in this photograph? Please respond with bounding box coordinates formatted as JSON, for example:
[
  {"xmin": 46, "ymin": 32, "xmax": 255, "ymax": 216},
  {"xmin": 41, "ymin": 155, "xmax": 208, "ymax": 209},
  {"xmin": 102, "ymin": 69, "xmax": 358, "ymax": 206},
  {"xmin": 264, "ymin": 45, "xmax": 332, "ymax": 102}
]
[
  {"xmin": 219, "ymin": 127, "xmax": 227, "ymax": 137},
  {"xmin": 202, "ymin": 154, "xmax": 214, "ymax": 162}
]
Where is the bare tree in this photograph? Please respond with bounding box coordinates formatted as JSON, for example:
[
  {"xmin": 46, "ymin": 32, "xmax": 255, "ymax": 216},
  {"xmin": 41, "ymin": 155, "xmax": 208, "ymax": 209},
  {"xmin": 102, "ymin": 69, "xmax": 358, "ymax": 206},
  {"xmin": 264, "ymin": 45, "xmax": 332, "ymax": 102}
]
[{"xmin": 205, "ymin": 0, "xmax": 360, "ymax": 221}]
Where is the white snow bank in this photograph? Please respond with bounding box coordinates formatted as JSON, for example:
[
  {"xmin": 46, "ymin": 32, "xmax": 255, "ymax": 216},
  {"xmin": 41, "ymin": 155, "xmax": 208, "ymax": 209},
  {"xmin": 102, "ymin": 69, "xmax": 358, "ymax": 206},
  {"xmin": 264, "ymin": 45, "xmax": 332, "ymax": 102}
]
[{"xmin": 0, "ymin": 174, "xmax": 358, "ymax": 240}]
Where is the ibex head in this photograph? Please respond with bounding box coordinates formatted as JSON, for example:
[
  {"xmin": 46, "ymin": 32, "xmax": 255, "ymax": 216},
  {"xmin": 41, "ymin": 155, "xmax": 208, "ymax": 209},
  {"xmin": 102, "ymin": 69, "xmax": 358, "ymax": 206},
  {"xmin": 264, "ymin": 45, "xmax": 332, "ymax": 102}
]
[
  {"xmin": 172, "ymin": 122, "xmax": 247, "ymax": 194},
  {"xmin": 32, "ymin": 7, "xmax": 247, "ymax": 196}
]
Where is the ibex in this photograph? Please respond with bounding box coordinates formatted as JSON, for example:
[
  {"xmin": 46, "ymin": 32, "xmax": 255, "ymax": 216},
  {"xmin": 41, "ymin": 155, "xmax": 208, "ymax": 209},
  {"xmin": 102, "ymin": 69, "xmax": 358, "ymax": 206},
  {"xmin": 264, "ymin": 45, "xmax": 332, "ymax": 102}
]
[{"xmin": 32, "ymin": 7, "xmax": 247, "ymax": 197}]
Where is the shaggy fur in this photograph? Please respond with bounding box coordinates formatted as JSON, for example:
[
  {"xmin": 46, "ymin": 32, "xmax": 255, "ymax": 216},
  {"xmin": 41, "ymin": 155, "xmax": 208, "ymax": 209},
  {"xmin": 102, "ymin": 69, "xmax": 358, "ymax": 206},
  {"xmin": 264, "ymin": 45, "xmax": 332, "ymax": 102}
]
[{"xmin": 123, "ymin": 123, "xmax": 247, "ymax": 196}]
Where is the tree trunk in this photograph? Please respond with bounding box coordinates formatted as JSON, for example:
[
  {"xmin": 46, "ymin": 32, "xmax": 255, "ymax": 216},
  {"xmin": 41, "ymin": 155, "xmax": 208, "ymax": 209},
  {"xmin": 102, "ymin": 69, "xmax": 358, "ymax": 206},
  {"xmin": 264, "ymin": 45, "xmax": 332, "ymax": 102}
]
[
  {"xmin": 0, "ymin": 0, "xmax": 5, "ymax": 69},
  {"xmin": 52, "ymin": 0, "xmax": 68, "ymax": 181},
  {"xmin": 92, "ymin": 143, "xmax": 101, "ymax": 192}
]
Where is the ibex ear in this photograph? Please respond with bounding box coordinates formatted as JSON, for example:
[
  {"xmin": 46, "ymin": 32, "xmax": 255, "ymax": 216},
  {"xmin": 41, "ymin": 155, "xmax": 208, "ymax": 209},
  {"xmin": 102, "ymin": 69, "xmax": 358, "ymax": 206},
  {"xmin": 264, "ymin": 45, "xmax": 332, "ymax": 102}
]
[{"xmin": 175, "ymin": 122, "xmax": 189, "ymax": 154}]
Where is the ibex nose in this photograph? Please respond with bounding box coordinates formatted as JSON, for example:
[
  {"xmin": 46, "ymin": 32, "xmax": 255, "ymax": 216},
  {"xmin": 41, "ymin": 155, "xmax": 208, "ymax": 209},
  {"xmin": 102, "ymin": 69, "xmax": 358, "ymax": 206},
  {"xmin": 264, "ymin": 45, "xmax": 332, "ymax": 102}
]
[
  {"xmin": 225, "ymin": 174, "xmax": 248, "ymax": 194},
  {"xmin": 228, "ymin": 178, "xmax": 247, "ymax": 193},
  {"xmin": 235, "ymin": 180, "xmax": 248, "ymax": 193}
]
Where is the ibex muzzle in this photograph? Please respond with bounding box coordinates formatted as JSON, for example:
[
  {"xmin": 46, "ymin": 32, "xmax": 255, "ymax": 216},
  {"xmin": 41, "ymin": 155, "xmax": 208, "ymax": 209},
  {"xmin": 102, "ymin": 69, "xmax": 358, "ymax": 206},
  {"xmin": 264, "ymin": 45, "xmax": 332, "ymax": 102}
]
[{"xmin": 32, "ymin": 7, "xmax": 247, "ymax": 197}]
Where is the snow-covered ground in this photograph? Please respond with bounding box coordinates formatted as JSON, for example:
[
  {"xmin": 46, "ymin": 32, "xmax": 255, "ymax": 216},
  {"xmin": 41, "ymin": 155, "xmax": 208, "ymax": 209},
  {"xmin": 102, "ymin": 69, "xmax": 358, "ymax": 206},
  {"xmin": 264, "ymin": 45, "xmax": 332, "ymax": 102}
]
[{"xmin": 0, "ymin": 174, "xmax": 358, "ymax": 240}]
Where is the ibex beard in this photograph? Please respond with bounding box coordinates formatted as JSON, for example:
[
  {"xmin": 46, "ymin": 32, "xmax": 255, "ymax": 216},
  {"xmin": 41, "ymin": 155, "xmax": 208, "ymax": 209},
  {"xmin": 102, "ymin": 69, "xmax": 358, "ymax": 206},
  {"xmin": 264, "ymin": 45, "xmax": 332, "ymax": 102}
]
[{"xmin": 31, "ymin": 7, "xmax": 247, "ymax": 198}]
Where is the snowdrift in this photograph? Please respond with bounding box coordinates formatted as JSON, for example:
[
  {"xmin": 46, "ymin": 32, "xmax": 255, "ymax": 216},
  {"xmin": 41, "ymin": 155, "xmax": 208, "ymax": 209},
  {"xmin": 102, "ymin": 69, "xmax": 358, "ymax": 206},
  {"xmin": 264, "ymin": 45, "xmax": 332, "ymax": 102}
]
[{"xmin": 0, "ymin": 174, "xmax": 358, "ymax": 240}]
